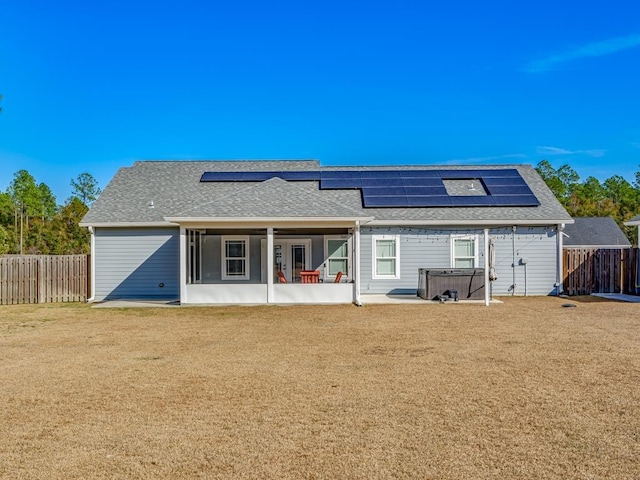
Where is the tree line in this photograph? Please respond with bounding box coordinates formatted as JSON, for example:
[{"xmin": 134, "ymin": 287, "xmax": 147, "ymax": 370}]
[
  {"xmin": 0, "ymin": 170, "xmax": 101, "ymax": 255},
  {"xmin": 0, "ymin": 161, "xmax": 638, "ymax": 255},
  {"xmin": 535, "ymin": 160, "xmax": 639, "ymax": 245}
]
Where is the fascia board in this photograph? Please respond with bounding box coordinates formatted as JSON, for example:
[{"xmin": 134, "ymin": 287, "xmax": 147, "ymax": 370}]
[
  {"xmin": 164, "ymin": 216, "xmax": 374, "ymax": 225},
  {"xmin": 79, "ymin": 221, "xmax": 179, "ymax": 228},
  {"xmin": 366, "ymin": 219, "xmax": 574, "ymax": 227}
]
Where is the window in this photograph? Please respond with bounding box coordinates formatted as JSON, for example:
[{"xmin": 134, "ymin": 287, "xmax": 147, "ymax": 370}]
[
  {"xmin": 451, "ymin": 234, "xmax": 478, "ymax": 268},
  {"xmin": 187, "ymin": 229, "xmax": 203, "ymax": 284},
  {"xmin": 372, "ymin": 235, "xmax": 400, "ymax": 279},
  {"xmin": 222, "ymin": 236, "xmax": 250, "ymax": 280},
  {"xmin": 325, "ymin": 236, "xmax": 350, "ymax": 280}
]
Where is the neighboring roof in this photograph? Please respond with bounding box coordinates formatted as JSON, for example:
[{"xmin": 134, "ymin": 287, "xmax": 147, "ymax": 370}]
[
  {"xmin": 563, "ymin": 217, "xmax": 631, "ymax": 248},
  {"xmin": 625, "ymin": 214, "xmax": 640, "ymax": 226},
  {"xmin": 81, "ymin": 160, "xmax": 573, "ymax": 226}
]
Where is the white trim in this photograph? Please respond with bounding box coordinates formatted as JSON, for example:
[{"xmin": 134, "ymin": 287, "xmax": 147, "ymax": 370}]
[
  {"xmin": 557, "ymin": 223, "xmax": 564, "ymax": 294},
  {"xmin": 483, "ymin": 229, "xmax": 489, "ymax": 307},
  {"xmin": 165, "ymin": 216, "xmax": 373, "ymax": 224},
  {"xmin": 221, "ymin": 235, "xmax": 250, "ymax": 280},
  {"xmin": 323, "ymin": 234, "xmax": 351, "ymax": 281},
  {"xmin": 179, "ymin": 227, "xmax": 186, "ymax": 303},
  {"xmin": 267, "ymin": 228, "xmax": 274, "ymax": 303},
  {"xmin": 354, "ymin": 221, "xmax": 361, "ymax": 305},
  {"xmin": 372, "ymin": 235, "xmax": 400, "ymax": 279},
  {"xmin": 366, "ymin": 219, "xmax": 574, "ymax": 226},
  {"xmin": 79, "ymin": 221, "xmax": 178, "ymax": 228},
  {"xmin": 450, "ymin": 234, "xmax": 479, "ymax": 268}
]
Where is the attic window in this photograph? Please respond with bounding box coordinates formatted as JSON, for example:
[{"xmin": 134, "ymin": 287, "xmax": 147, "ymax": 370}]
[{"xmin": 443, "ymin": 179, "xmax": 487, "ymax": 196}]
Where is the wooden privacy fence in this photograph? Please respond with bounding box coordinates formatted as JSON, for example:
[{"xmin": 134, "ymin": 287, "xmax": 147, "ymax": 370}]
[
  {"xmin": 0, "ymin": 255, "xmax": 89, "ymax": 305},
  {"xmin": 563, "ymin": 248, "xmax": 639, "ymax": 296}
]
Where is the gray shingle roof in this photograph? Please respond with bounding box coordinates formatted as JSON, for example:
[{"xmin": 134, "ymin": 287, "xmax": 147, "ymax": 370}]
[
  {"xmin": 564, "ymin": 217, "xmax": 631, "ymax": 247},
  {"xmin": 81, "ymin": 160, "xmax": 573, "ymax": 225}
]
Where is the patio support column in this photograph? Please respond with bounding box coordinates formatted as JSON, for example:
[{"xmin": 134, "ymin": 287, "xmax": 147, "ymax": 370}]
[
  {"xmin": 267, "ymin": 227, "xmax": 274, "ymax": 303},
  {"xmin": 354, "ymin": 221, "xmax": 362, "ymax": 306},
  {"xmin": 484, "ymin": 228, "xmax": 489, "ymax": 307},
  {"xmin": 179, "ymin": 226, "xmax": 187, "ymax": 304}
]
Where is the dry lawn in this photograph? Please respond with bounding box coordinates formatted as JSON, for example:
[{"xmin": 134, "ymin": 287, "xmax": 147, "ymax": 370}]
[{"xmin": 0, "ymin": 297, "xmax": 638, "ymax": 479}]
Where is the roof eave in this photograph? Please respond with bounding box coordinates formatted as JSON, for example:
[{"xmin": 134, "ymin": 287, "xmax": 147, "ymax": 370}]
[
  {"xmin": 79, "ymin": 221, "xmax": 179, "ymax": 228},
  {"xmin": 367, "ymin": 218, "xmax": 573, "ymax": 227}
]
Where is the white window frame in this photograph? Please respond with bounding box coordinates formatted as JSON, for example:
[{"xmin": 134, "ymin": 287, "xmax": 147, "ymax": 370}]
[
  {"xmin": 372, "ymin": 235, "xmax": 400, "ymax": 279},
  {"xmin": 221, "ymin": 235, "xmax": 250, "ymax": 280},
  {"xmin": 324, "ymin": 235, "xmax": 351, "ymax": 281},
  {"xmin": 450, "ymin": 234, "xmax": 479, "ymax": 268}
]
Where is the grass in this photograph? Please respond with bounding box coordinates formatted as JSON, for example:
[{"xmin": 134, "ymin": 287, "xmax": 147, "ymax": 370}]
[{"xmin": 0, "ymin": 297, "xmax": 638, "ymax": 479}]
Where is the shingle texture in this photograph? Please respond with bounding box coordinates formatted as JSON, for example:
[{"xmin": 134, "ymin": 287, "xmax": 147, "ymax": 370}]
[
  {"xmin": 564, "ymin": 217, "xmax": 631, "ymax": 247},
  {"xmin": 81, "ymin": 160, "xmax": 572, "ymax": 225}
]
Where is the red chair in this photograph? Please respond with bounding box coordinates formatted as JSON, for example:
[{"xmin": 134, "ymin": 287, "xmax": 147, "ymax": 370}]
[
  {"xmin": 278, "ymin": 271, "xmax": 287, "ymax": 283},
  {"xmin": 334, "ymin": 271, "xmax": 343, "ymax": 283}
]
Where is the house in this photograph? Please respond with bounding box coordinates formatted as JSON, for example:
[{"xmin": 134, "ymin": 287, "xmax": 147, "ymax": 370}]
[
  {"xmin": 563, "ymin": 217, "xmax": 631, "ymax": 249},
  {"xmin": 625, "ymin": 215, "xmax": 640, "ymax": 245},
  {"xmin": 79, "ymin": 160, "xmax": 573, "ymax": 305}
]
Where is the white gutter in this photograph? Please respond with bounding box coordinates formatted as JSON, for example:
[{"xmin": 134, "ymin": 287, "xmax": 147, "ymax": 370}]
[
  {"xmin": 164, "ymin": 216, "xmax": 374, "ymax": 224},
  {"xmin": 79, "ymin": 221, "xmax": 178, "ymax": 228},
  {"xmin": 367, "ymin": 219, "xmax": 574, "ymax": 227}
]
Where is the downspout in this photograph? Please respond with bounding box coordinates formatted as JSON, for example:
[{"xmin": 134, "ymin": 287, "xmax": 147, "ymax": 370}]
[
  {"xmin": 87, "ymin": 226, "xmax": 96, "ymax": 302},
  {"xmin": 354, "ymin": 221, "xmax": 362, "ymax": 306},
  {"xmin": 556, "ymin": 223, "xmax": 565, "ymax": 296},
  {"xmin": 511, "ymin": 225, "xmax": 517, "ymax": 295},
  {"xmin": 483, "ymin": 228, "xmax": 489, "ymax": 307}
]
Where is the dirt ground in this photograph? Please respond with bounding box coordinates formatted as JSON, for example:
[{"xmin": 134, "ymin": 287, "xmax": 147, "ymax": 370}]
[{"xmin": 0, "ymin": 296, "xmax": 638, "ymax": 479}]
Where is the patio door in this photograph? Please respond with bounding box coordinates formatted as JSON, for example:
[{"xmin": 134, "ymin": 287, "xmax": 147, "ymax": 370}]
[{"xmin": 262, "ymin": 239, "xmax": 312, "ymax": 283}]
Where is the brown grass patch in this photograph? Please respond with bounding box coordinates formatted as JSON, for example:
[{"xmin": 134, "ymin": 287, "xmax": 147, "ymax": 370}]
[{"xmin": 1, "ymin": 297, "xmax": 639, "ymax": 479}]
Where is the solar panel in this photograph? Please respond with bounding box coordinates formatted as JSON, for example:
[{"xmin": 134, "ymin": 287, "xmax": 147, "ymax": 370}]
[
  {"xmin": 403, "ymin": 186, "xmax": 448, "ymax": 196},
  {"xmin": 320, "ymin": 171, "xmax": 361, "ymax": 180},
  {"xmin": 406, "ymin": 196, "xmax": 452, "ymax": 207},
  {"xmin": 363, "ymin": 195, "xmax": 409, "ymax": 207},
  {"xmin": 320, "ymin": 178, "xmax": 362, "ymax": 189},
  {"xmin": 200, "ymin": 172, "xmax": 246, "ymax": 182},
  {"xmin": 439, "ymin": 169, "xmax": 483, "ymax": 179},
  {"xmin": 401, "ymin": 177, "xmax": 444, "ymax": 187},
  {"xmin": 492, "ymin": 195, "xmax": 540, "ymax": 206},
  {"xmin": 485, "ymin": 185, "xmax": 534, "ymax": 196},
  {"xmin": 281, "ymin": 171, "xmax": 321, "ymax": 181},
  {"xmin": 449, "ymin": 196, "xmax": 496, "ymax": 206},
  {"xmin": 482, "ymin": 176, "xmax": 528, "ymax": 187},
  {"xmin": 201, "ymin": 168, "xmax": 541, "ymax": 208},
  {"xmin": 360, "ymin": 170, "xmax": 402, "ymax": 179},
  {"xmin": 361, "ymin": 177, "xmax": 403, "ymax": 187}
]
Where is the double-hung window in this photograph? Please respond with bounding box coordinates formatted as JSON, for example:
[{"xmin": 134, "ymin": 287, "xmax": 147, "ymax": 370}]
[
  {"xmin": 325, "ymin": 236, "xmax": 350, "ymax": 280},
  {"xmin": 372, "ymin": 235, "xmax": 400, "ymax": 279},
  {"xmin": 451, "ymin": 234, "xmax": 478, "ymax": 268},
  {"xmin": 222, "ymin": 236, "xmax": 250, "ymax": 280}
]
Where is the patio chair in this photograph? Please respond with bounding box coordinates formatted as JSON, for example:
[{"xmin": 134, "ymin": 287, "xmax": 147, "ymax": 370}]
[
  {"xmin": 334, "ymin": 271, "xmax": 343, "ymax": 283},
  {"xmin": 278, "ymin": 271, "xmax": 287, "ymax": 283}
]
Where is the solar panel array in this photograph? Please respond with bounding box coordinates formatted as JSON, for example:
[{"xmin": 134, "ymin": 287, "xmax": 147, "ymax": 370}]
[{"xmin": 200, "ymin": 169, "xmax": 540, "ymax": 208}]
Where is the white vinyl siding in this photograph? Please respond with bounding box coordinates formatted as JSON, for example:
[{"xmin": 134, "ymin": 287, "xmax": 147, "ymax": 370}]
[{"xmin": 94, "ymin": 227, "xmax": 179, "ymax": 301}]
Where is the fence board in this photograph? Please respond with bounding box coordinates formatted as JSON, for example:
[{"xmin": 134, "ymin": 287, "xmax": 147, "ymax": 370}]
[
  {"xmin": 564, "ymin": 248, "xmax": 638, "ymax": 296},
  {"xmin": 0, "ymin": 255, "xmax": 88, "ymax": 305}
]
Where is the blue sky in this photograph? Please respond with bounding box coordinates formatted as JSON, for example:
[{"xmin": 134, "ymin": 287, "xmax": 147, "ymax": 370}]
[{"xmin": 1, "ymin": 0, "xmax": 640, "ymax": 202}]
